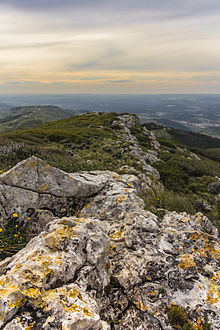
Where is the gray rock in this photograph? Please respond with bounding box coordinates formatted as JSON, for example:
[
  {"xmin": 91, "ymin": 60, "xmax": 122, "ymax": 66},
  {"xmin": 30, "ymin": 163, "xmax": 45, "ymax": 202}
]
[
  {"xmin": 0, "ymin": 216, "xmax": 110, "ymax": 329},
  {"xmin": 0, "ymin": 160, "xmax": 219, "ymax": 329}
]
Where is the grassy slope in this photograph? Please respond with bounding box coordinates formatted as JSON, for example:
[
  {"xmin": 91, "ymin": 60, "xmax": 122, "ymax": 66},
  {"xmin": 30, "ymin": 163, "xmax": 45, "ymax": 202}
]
[
  {"xmin": 0, "ymin": 112, "xmax": 219, "ymax": 258},
  {"xmin": 0, "ymin": 106, "xmax": 75, "ymax": 132},
  {"xmin": 0, "ymin": 112, "xmax": 140, "ymax": 173},
  {"xmin": 152, "ymin": 125, "xmax": 220, "ymax": 162},
  {"xmin": 131, "ymin": 123, "xmax": 220, "ymax": 231}
]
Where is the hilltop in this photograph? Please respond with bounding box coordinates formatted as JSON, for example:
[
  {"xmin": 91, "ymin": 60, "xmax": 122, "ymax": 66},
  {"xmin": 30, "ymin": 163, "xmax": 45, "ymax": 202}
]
[
  {"xmin": 0, "ymin": 105, "xmax": 75, "ymax": 132},
  {"xmin": 0, "ymin": 111, "xmax": 219, "ymax": 229},
  {"xmin": 0, "ymin": 112, "xmax": 219, "ymax": 329}
]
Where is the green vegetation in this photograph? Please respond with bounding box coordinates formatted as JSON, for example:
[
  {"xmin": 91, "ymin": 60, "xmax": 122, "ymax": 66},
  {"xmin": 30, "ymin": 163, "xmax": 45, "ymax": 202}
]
[
  {"xmin": 155, "ymin": 125, "xmax": 220, "ymax": 161},
  {"xmin": 158, "ymin": 127, "xmax": 220, "ymax": 149},
  {"xmin": 141, "ymin": 188, "xmax": 197, "ymax": 218},
  {"xmin": 153, "ymin": 138, "xmax": 220, "ymax": 231},
  {"xmin": 0, "ymin": 112, "xmax": 140, "ymax": 173},
  {"xmin": 0, "ymin": 214, "xmax": 28, "ymax": 261},
  {"xmin": 0, "ymin": 106, "xmax": 74, "ymax": 132},
  {"xmin": 168, "ymin": 305, "xmax": 192, "ymax": 329},
  {"xmin": 0, "ymin": 111, "xmax": 219, "ymax": 238},
  {"xmin": 168, "ymin": 305, "xmax": 212, "ymax": 330}
]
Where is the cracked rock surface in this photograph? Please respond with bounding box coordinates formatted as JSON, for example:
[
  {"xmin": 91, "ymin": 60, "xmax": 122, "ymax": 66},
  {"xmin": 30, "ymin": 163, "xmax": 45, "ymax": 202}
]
[{"xmin": 0, "ymin": 158, "xmax": 219, "ymax": 329}]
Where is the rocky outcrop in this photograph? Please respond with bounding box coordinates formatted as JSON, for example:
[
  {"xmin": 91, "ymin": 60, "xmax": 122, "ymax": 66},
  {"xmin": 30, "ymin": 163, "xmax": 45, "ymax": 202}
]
[
  {"xmin": 0, "ymin": 158, "xmax": 219, "ymax": 329},
  {"xmin": 0, "ymin": 216, "xmax": 110, "ymax": 329},
  {"xmin": 114, "ymin": 115, "xmax": 160, "ymax": 171},
  {"xmin": 0, "ymin": 156, "xmax": 107, "ymax": 235},
  {"xmin": 111, "ymin": 114, "xmax": 160, "ymax": 193}
]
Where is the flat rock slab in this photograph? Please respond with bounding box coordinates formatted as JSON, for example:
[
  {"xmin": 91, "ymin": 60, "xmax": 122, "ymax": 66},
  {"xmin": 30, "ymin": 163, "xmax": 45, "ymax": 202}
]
[{"xmin": 0, "ymin": 156, "xmax": 106, "ymax": 197}]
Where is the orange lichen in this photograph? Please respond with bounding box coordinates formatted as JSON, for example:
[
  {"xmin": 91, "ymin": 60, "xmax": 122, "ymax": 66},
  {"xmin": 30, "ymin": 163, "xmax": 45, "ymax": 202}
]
[
  {"xmin": 153, "ymin": 308, "xmax": 157, "ymax": 315},
  {"xmin": 83, "ymin": 307, "xmax": 93, "ymax": 317},
  {"xmin": 115, "ymin": 195, "xmax": 126, "ymax": 203},
  {"xmin": 136, "ymin": 301, "xmax": 149, "ymax": 311},
  {"xmin": 40, "ymin": 183, "xmax": 49, "ymax": 192},
  {"xmin": 178, "ymin": 254, "xmax": 196, "ymax": 270},
  {"xmin": 110, "ymin": 230, "xmax": 123, "ymax": 241},
  {"xmin": 180, "ymin": 217, "xmax": 190, "ymax": 222},
  {"xmin": 109, "ymin": 244, "xmax": 116, "ymax": 253},
  {"xmin": 105, "ymin": 262, "xmax": 111, "ymax": 271}
]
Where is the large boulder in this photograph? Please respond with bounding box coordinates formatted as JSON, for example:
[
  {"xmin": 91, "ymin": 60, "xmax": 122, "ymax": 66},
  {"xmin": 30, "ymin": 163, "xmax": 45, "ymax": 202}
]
[
  {"xmin": 0, "ymin": 156, "xmax": 107, "ymax": 234},
  {"xmin": 0, "ymin": 159, "xmax": 219, "ymax": 329},
  {"xmin": 0, "ymin": 216, "xmax": 110, "ymax": 329}
]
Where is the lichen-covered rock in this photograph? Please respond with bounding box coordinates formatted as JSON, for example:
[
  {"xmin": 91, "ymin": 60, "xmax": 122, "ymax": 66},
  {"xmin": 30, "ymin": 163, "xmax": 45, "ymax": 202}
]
[
  {"xmin": 0, "ymin": 157, "xmax": 107, "ymax": 232},
  {"xmin": 112, "ymin": 114, "xmax": 160, "ymax": 177},
  {"xmin": 0, "ymin": 156, "xmax": 106, "ymax": 197},
  {"xmin": 0, "ymin": 216, "xmax": 110, "ymax": 329},
  {"xmin": 0, "ymin": 159, "xmax": 219, "ymax": 329}
]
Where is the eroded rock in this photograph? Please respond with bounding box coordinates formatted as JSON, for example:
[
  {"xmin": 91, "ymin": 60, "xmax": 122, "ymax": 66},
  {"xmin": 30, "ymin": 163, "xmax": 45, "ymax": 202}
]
[
  {"xmin": 0, "ymin": 216, "xmax": 110, "ymax": 329},
  {"xmin": 0, "ymin": 159, "xmax": 219, "ymax": 329}
]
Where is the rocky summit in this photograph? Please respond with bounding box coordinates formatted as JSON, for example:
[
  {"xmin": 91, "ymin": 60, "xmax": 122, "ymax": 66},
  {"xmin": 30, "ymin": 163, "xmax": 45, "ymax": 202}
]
[{"xmin": 0, "ymin": 156, "xmax": 219, "ymax": 329}]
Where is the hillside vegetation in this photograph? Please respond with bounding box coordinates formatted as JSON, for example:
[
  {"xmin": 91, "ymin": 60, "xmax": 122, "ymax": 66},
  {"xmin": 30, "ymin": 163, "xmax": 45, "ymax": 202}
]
[
  {"xmin": 0, "ymin": 105, "xmax": 74, "ymax": 132},
  {"xmin": 144, "ymin": 123, "xmax": 220, "ymax": 162},
  {"xmin": 0, "ymin": 112, "xmax": 219, "ymax": 232}
]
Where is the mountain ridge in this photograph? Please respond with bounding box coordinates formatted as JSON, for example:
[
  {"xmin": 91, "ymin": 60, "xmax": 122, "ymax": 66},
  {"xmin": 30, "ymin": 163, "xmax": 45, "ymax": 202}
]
[{"xmin": 0, "ymin": 156, "xmax": 219, "ymax": 329}]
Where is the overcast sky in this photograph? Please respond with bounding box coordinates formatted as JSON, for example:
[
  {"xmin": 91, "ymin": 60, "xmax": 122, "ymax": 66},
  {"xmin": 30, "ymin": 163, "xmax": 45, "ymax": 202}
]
[{"xmin": 0, "ymin": 0, "xmax": 220, "ymax": 94}]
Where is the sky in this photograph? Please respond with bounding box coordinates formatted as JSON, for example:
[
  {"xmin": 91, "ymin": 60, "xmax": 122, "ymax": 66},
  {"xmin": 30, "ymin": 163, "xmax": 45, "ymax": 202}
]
[{"xmin": 0, "ymin": 0, "xmax": 220, "ymax": 94}]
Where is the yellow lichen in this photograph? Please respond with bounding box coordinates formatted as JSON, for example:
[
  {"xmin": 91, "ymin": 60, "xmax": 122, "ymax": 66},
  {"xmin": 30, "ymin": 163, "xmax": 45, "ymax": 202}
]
[
  {"xmin": 115, "ymin": 195, "xmax": 126, "ymax": 203},
  {"xmin": 178, "ymin": 254, "xmax": 196, "ymax": 270},
  {"xmin": 83, "ymin": 306, "xmax": 93, "ymax": 317},
  {"xmin": 110, "ymin": 230, "xmax": 123, "ymax": 241},
  {"xmin": 28, "ymin": 160, "xmax": 37, "ymax": 168},
  {"xmin": 22, "ymin": 288, "xmax": 41, "ymax": 299},
  {"xmin": 136, "ymin": 301, "xmax": 149, "ymax": 311},
  {"xmin": 40, "ymin": 183, "xmax": 49, "ymax": 192}
]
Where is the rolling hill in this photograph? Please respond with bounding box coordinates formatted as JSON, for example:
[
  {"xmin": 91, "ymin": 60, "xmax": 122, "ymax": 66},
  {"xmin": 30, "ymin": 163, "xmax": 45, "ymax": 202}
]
[{"xmin": 0, "ymin": 105, "xmax": 75, "ymax": 132}]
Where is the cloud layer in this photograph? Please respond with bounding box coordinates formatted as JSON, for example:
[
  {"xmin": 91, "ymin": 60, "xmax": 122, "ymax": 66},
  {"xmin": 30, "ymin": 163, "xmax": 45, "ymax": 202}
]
[{"xmin": 0, "ymin": 0, "xmax": 220, "ymax": 93}]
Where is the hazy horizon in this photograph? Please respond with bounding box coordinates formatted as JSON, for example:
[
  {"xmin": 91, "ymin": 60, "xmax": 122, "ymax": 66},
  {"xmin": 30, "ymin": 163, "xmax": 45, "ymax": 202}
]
[{"xmin": 0, "ymin": 0, "xmax": 220, "ymax": 94}]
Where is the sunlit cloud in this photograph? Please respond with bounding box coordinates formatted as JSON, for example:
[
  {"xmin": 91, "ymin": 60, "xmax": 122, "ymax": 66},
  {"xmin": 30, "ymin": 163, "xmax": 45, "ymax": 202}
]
[{"xmin": 0, "ymin": 1, "xmax": 220, "ymax": 93}]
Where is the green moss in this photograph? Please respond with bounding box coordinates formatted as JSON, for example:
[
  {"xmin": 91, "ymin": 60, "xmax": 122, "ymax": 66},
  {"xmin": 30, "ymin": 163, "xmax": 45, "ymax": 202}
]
[{"xmin": 168, "ymin": 305, "xmax": 192, "ymax": 329}]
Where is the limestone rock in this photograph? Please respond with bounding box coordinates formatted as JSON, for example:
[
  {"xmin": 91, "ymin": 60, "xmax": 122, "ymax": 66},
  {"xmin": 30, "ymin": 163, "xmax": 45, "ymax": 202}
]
[
  {"xmin": 0, "ymin": 216, "xmax": 110, "ymax": 329},
  {"xmin": 113, "ymin": 114, "xmax": 160, "ymax": 177},
  {"xmin": 0, "ymin": 156, "xmax": 106, "ymax": 197},
  {"xmin": 0, "ymin": 157, "xmax": 107, "ymax": 231},
  {"xmin": 0, "ymin": 159, "xmax": 219, "ymax": 329}
]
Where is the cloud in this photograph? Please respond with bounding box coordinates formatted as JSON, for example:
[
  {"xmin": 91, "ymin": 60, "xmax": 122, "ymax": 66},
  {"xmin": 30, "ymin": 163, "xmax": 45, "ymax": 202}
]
[
  {"xmin": 110, "ymin": 80, "xmax": 133, "ymax": 83},
  {"xmin": 1, "ymin": 0, "xmax": 220, "ymax": 14},
  {"xmin": 0, "ymin": 1, "xmax": 220, "ymax": 93}
]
